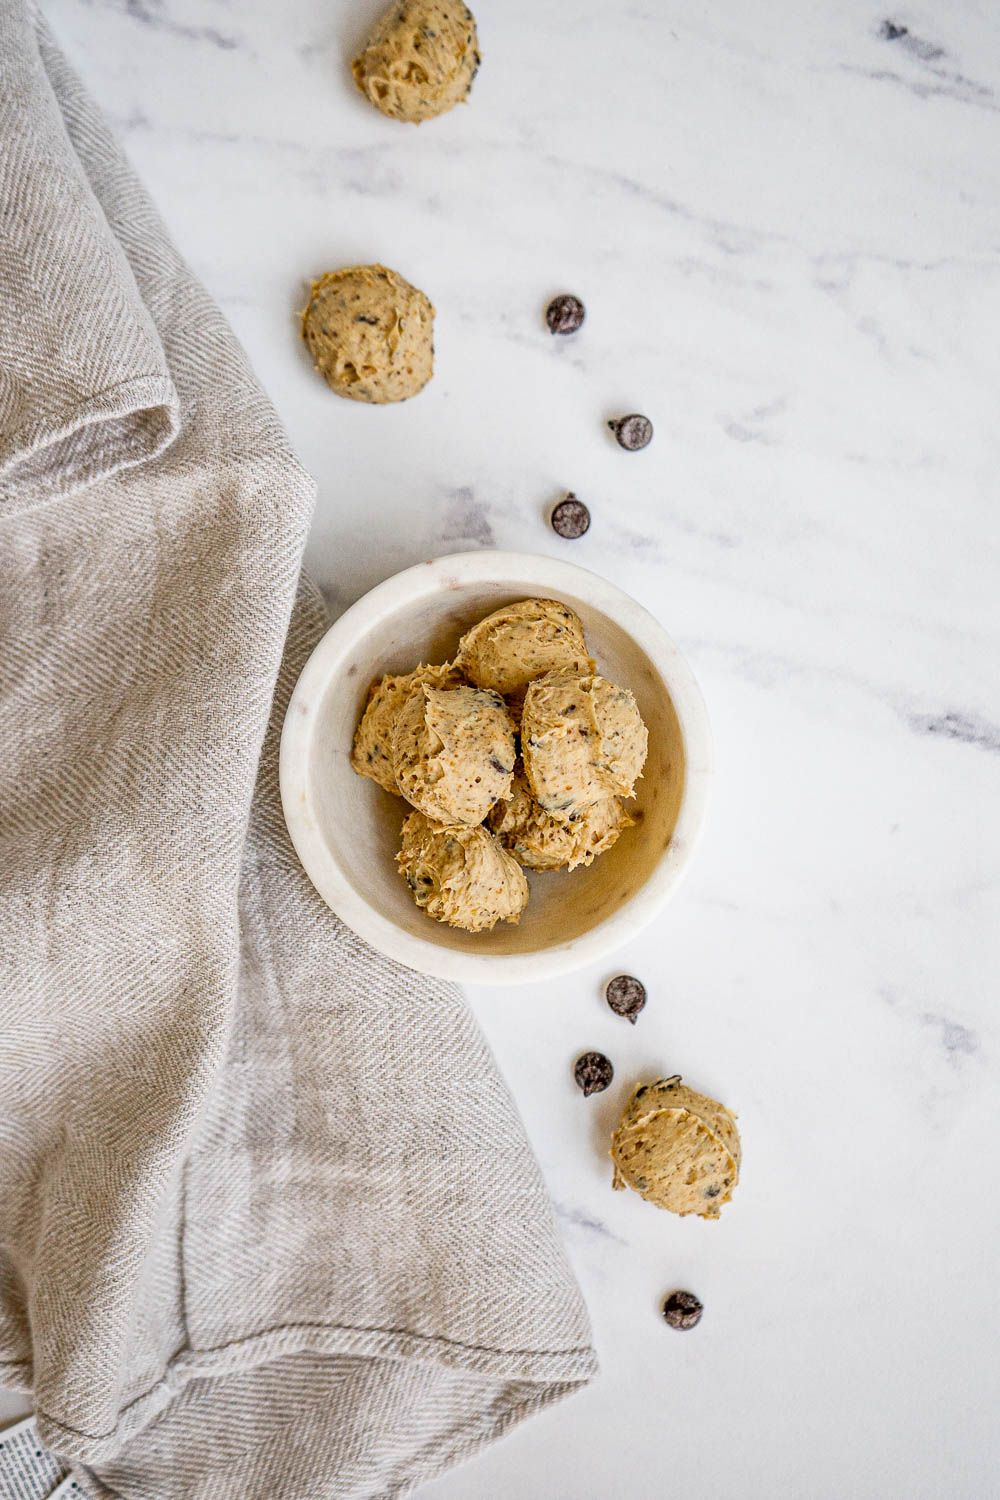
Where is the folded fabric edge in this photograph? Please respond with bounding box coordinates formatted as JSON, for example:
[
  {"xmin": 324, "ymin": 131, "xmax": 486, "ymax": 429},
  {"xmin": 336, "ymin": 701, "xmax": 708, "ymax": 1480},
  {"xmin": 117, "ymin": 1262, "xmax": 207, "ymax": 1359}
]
[
  {"xmin": 72, "ymin": 1375, "xmax": 589, "ymax": 1500},
  {"xmin": 32, "ymin": 1318, "xmax": 598, "ymax": 1462},
  {"xmin": 0, "ymin": 373, "xmax": 181, "ymax": 514}
]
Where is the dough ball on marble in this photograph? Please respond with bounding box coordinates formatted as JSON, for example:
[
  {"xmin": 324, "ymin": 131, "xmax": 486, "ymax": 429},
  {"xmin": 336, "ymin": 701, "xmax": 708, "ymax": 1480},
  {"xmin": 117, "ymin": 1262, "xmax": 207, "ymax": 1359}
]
[
  {"xmin": 352, "ymin": 0, "xmax": 480, "ymax": 125},
  {"xmin": 457, "ymin": 598, "xmax": 594, "ymax": 699},
  {"xmin": 351, "ymin": 662, "xmax": 464, "ymax": 794},
  {"xmin": 392, "ymin": 683, "xmax": 515, "ymax": 825},
  {"xmin": 301, "ymin": 264, "xmax": 434, "ymax": 403},
  {"xmin": 397, "ymin": 811, "xmax": 528, "ymax": 931},
  {"xmin": 521, "ymin": 669, "xmax": 647, "ymax": 821},
  {"xmin": 610, "ymin": 1076, "xmax": 741, "ymax": 1219},
  {"xmin": 488, "ymin": 769, "xmax": 633, "ymax": 871}
]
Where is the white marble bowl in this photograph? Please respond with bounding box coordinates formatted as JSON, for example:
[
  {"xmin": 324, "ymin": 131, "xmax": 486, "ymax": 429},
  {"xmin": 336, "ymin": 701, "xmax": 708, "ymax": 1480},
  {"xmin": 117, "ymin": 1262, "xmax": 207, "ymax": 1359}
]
[{"xmin": 280, "ymin": 551, "xmax": 711, "ymax": 984}]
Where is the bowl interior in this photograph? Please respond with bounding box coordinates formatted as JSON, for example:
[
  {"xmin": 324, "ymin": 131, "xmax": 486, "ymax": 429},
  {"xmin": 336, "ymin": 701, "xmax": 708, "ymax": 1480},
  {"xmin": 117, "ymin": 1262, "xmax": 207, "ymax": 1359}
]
[{"xmin": 306, "ymin": 576, "xmax": 687, "ymax": 959}]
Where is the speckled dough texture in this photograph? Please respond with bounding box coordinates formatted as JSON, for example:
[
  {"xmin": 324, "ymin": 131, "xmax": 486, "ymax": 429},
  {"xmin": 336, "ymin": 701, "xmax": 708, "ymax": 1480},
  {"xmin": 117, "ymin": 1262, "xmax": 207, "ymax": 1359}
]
[
  {"xmin": 349, "ymin": 597, "xmax": 647, "ymax": 928},
  {"xmin": 351, "ymin": 661, "xmax": 463, "ymax": 794},
  {"xmin": 301, "ymin": 264, "xmax": 434, "ymax": 403},
  {"xmin": 352, "ymin": 0, "xmax": 480, "ymax": 124},
  {"xmin": 521, "ymin": 669, "xmax": 648, "ymax": 820},
  {"xmin": 397, "ymin": 811, "xmax": 528, "ymax": 930},
  {"xmin": 458, "ymin": 598, "xmax": 594, "ymax": 698},
  {"xmin": 610, "ymin": 1077, "xmax": 741, "ymax": 1219},
  {"xmin": 489, "ymin": 769, "xmax": 633, "ymax": 871},
  {"xmin": 392, "ymin": 683, "xmax": 516, "ymax": 824}
]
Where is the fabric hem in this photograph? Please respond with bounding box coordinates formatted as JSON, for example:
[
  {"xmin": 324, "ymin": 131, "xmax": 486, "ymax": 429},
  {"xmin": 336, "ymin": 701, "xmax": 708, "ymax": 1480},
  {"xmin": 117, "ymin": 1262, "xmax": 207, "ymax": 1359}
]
[
  {"xmin": 0, "ymin": 372, "xmax": 180, "ymax": 510},
  {"xmin": 37, "ymin": 1318, "xmax": 597, "ymax": 1459}
]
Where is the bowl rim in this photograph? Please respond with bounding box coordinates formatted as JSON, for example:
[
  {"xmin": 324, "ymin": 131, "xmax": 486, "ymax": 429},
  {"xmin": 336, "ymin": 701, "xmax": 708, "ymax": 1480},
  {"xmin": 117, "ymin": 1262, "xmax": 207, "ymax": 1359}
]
[{"xmin": 279, "ymin": 550, "xmax": 712, "ymax": 985}]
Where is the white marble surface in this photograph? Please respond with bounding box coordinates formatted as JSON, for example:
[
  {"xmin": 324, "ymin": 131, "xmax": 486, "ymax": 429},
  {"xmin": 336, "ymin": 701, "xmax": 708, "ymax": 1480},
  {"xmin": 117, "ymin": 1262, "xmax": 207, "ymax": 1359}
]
[{"xmin": 5, "ymin": 0, "xmax": 1000, "ymax": 1495}]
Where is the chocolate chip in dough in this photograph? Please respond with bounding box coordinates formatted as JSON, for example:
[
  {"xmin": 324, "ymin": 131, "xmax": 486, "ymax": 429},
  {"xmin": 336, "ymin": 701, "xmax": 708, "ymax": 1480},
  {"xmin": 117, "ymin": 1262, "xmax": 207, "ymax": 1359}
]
[
  {"xmin": 550, "ymin": 494, "xmax": 591, "ymax": 540},
  {"xmin": 662, "ymin": 1290, "xmax": 703, "ymax": 1330},
  {"xmin": 608, "ymin": 413, "xmax": 653, "ymax": 451},
  {"xmin": 546, "ymin": 294, "xmax": 585, "ymax": 335},
  {"xmin": 574, "ymin": 1051, "xmax": 614, "ymax": 1096},
  {"xmin": 605, "ymin": 974, "xmax": 646, "ymax": 1024}
]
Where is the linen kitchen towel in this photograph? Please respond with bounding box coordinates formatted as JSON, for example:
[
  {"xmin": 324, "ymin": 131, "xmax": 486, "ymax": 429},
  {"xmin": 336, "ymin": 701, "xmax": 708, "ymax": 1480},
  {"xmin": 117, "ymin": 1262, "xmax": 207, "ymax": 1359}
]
[{"xmin": 0, "ymin": 3, "xmax": 597, "ymax": 1496}]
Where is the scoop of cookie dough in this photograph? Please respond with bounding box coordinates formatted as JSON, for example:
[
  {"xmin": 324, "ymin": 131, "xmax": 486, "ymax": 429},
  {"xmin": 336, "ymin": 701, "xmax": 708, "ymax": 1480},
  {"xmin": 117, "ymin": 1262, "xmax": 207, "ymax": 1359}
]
[
  {"xmin": 352, "ymin": 0, "xmax": 480, "ymax": 125},
  {"xmin": 397, "ymin": 812, "xmax": 528, "ymax": 931},
  {"xmin": 351, "ymin": 662, "xmax": 463, "ymax": 795},
  {"xmin": 489, "ymin": 770, "xmax": 633, "ymax": 871},
  {"xmin": 457, "ymin": 598, "xmax": 594, "ymax": 698},
  {"xmin": 301, "ymin": 264, "xmax": 434, "ymax": 403},
  {"xmin": 610, "ymin": 1076, "xmax": 741, "ymax": 1219},
  {"xmin": 392, "ymin": 683, "xmax": 515, "ymax": 824},
  {"xmin": 521, "ymin": 669, "xmax": 648, "ymax": 820}
]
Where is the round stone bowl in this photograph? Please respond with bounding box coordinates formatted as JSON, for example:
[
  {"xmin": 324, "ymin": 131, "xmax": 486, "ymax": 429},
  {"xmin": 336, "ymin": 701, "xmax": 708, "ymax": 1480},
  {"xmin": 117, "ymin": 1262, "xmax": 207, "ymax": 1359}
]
[{"xmin": 279, "ymin": 551, "xmax": 711, "ymax": 985}]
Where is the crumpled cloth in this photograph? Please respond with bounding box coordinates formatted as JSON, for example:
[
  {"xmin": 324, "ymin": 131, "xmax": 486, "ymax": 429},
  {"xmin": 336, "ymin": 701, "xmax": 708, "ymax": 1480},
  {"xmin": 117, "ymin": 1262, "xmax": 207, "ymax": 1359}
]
[{"xmin": 0, "ymin": 3, "xmax": 596, "ymax": 1494}]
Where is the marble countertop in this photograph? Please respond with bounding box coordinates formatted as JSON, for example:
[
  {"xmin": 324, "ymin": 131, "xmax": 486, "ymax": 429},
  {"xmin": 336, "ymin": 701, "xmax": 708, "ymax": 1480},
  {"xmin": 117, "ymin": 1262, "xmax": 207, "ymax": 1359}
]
[{"xmin": 5, "ymin": 1, "xmax": 999, "ymax": 1495}]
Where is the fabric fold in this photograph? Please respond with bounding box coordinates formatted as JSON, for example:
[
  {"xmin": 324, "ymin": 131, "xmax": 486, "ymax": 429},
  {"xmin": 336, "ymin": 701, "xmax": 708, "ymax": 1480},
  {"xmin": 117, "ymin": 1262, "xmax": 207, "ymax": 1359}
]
[
  {"xmin": 0, "ymin": 4, "xmax": 179, "ymax": 510},
  {"xmin": 0, "ymin": 3, "xmax": 596, "ymax": 1496}
]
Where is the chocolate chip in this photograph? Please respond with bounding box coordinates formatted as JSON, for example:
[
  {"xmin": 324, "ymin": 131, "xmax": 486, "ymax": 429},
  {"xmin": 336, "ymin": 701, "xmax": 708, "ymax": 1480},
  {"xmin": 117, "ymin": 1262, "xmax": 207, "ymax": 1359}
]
[
  {"xmin": 550, "ymin": 494, "xmax": 591, "ymax": 540},
  {"xmin": 545, "ymin": 294, "xmax": 585, "ymax": 335},
  {"xmin": 608, "ymin": 414, "xmax": 653, "ymax": 451},
  {"xmin": 662, "ymin": 1290, "xmax": 703, "ymax": 1330},
  {"xmin": 605, "ymin": 974, "xmax": 646, "ymax": 1024},
  {"xmin": 573, "ymin": 1051, "xmax": 613, "ymax": 1096}
]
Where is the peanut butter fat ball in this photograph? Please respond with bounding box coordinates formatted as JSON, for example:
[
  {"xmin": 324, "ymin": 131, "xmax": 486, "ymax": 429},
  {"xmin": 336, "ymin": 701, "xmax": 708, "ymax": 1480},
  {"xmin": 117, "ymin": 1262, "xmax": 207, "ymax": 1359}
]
[
  {"xmin": 301, "ymin": 264, "xmax": 434, "ymax": 403},
  {"xmin": 391, "ymin": 684, "xmax": 515, "ymax": 826},
  {"xmin": 351, "ymin": 662, "xmax": 463, "ymax": 794},
  {"xmin": 489, "ymin": 770, "xmax": 632, "ymax": 872},
  {"xmin": 457, "ymin": 599, "xmax": 593, "ymax": 698},
  {"xmin": 397, "ymin": 813, "xmax": 528, "ymax": 931},
  {"xmin": 521, "ymin": 669, "xmax": 647, "ymax": 820},
  {"xmin": 610, "ymin": 1076, "xmax": 741, "ymax": 1219},
  {"xmin": 352, "ymin": 0, "xmax": 480, "ymax": 125}
]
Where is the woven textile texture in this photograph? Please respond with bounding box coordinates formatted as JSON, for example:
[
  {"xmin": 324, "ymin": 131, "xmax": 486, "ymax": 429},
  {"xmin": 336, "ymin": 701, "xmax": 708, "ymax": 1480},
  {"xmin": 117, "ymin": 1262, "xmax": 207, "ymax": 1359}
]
[{"xmin": 0, "ymin": 3, "xmax": 597, "ymax": 1494}]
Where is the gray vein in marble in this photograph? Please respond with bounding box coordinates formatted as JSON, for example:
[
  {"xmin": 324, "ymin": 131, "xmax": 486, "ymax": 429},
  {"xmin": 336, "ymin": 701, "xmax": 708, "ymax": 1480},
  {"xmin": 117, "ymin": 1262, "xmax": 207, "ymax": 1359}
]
[
  {"xmin": 837, "ymin": 19, "xmax": 998, "ymax": 113},
  {"xmin": 686, "ymin": 640, "xmax": 1000, "ymax": 759},
  {"xmin": 906, "ymin": 710, "xmax": 1000, "ymax": 756},
  {"xmin": 723, "ymin": 398, "xmax": 787, "ymax": 445},
  {"xmin": 552, "ymin": 1200, "xmax": 626, "ymax": 1245},
  {"xmin": 82, "ymin": 0, "xmax": 246, "ymax": 51},
  {"xmin": 439, "ymin": 487, "xmax": 495, "ymax": 549},
  {"xmin": 878, "ymin": 19, "xmax": 945, "ymax": 62},
  {"xmin": 921, "ymin": 1012, "xmax": 980, "ymax": 1061}
]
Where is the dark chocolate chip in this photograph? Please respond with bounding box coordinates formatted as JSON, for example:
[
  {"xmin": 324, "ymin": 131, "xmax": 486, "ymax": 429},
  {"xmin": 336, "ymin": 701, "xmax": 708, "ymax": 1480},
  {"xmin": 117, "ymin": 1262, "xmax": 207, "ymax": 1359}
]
[
  {"xmin": 605, "ymin": 974, "xmax": 646, "ymax": 1024},
  {"xmin": 574, "ymin": 1051, "xmax": 614, "ymax": 1096},
  {"xmin": 545, "ymin": 293, "xmax": 585, "ymax": 335},
  {"xmin": 551, "ymin": 493, "xmax": 591, "ymax": 539},
  {"xmin": 662, "ymin": 1290, "xmax": 703, "ymax": 1330},
  {"xmin": 608, "ymin": 413, "xmax": 653, "ymax": 451},
  {"xmin": 880, "ymin": 19, "xmax": 908, "ymax": 39}
]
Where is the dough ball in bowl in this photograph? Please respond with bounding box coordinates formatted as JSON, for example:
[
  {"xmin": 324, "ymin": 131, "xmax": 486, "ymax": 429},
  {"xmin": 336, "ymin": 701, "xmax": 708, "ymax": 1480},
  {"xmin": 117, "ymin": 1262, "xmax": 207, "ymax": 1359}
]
[
  {"xmin": 352, "ymin": 0, "xmax": 481, "ymax": 125},
  {"xmin": 522, "ymin": 669, "xmax": 648, "ymax": 820},
  {"xmin": 301, "ymin": 264, "xmax": 434, "ymax": 403},
  {"xmin": 392, "ymin": 683, "xmax": 515, "ymax": 825},
  {"xmin": 351, "ymin": 661, "xmax": 463, "ymax": 794},
  {"xmin": 488, "ymin": 770, "xmax": 633, "ymax": 871},
  {"xmin": 397, "ymin": 812, "xmax": 528, "ymax": 931},
  {"xmin": 458, "ymin": 598, "xmax": 594, "ymax": 698}
]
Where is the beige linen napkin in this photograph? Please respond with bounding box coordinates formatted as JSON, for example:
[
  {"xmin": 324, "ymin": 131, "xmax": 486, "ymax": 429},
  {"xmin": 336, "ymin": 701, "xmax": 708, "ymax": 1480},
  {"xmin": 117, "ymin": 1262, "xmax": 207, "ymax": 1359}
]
[{"xmin": 0, "ymin": 4, "xmax": 596, "ymax": 1495}]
